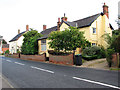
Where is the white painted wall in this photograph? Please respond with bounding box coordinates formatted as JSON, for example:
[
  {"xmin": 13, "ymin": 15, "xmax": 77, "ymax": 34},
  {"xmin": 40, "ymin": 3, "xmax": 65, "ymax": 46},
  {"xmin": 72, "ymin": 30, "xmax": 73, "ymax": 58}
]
[{"xmin": 9, "ymin": 35, "xmax": 24, "ymax": 54}]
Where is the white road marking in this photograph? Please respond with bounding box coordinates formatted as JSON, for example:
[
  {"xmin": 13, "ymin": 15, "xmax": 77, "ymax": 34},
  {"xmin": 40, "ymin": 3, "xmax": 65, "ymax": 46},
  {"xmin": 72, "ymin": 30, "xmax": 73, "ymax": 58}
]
[
  {"xmin": 14, "ymin": 62, "xmax": 25, "ymax": 66},
  {"xmin": 31, "ymin": 66, "xmax": 54, "ymax": 74},
  {"xmin": 73, "ymin": 77, "xmax": 120, "ymax": 89},
  {"xmin": 6, "ymin": 60, "xmax": 12, "ymax": 62}
]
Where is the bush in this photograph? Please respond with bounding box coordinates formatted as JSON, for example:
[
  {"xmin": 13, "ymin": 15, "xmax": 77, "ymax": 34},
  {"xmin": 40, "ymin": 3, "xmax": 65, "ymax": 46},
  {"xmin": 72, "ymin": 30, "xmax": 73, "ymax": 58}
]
[
  {"xmin": 106, "ymin": 49, "xmax": 115, "ymax": 67},
  {"xmin": 5, "ymin": 50, "xmax": 9, "ymax": 54},
  {"xmin": 82, "ymin": 46, "xmax": 106, "ymax": 60},
  {"xmin": 48, "ymin": 50, "xmax": 72, "ymax": 56},
  {"xmin": 82, "ymin": 55, "xmax": 98, "ymax": 60}
]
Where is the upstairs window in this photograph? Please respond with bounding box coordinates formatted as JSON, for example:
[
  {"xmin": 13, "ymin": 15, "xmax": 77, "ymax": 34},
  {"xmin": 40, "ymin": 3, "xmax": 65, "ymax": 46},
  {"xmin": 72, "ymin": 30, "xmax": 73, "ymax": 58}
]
[{"xmin": 93, "ymin": 27, "xmax": 96, "ymax": 34}]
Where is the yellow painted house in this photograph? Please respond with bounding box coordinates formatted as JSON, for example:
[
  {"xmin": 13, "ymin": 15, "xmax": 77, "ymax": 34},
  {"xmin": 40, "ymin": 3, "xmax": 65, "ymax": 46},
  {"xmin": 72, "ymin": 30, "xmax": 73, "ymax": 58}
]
[{"xmin": 38, "ymin": 3, "xmax": 113, "ymax": 57}]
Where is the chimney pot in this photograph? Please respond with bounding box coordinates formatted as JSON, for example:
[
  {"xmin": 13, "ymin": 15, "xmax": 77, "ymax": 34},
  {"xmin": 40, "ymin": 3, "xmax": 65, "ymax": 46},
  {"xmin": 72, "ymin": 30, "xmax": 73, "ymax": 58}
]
[
  {"xmin": 18, "ymin": 29, "xmax": 20, "ymax": 34},
  {"xmin": 58, "ymin": 18, "xmax": 60, "ymax": 22},
  {"xmin": 61, "ymin": 13, "xmax": 67, "ymax": 21},
  {"xmin": 26, "ymin": 25, "xmax": 29, "ymax": 31},
  {"xmin": 43, "ymin": 25, "xmax": 47, "ymax": 30},
  {"xmin": 57, "ymin": 17, "xmax": 61, "ymax": 31},
  {"xmin": 103, "ymin": 3, "xmax": 109, "ymax": 19}
]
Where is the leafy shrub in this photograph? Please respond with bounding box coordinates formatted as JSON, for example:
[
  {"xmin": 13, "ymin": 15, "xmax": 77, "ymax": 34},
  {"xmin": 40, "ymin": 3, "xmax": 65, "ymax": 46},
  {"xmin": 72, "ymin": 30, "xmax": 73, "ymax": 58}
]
[
  {"xmin": 48, "ymin": 50, "xmax": 72, "ymax": 56},
  {"xmin": 5, "ymin": 50, "xmax": 9, "ymax": 54},
  {"xmin": 48, "ymin": 26, "xmax": 90, "ymax": 53},
  {"xmin": 82, "ymin": 55, "xmax": 98, "ymax": 60},
  {"xmin": 82, "ymin": 46, "xmax": 106, "ymax": 60},
  {"xmin": 21, "ymin": 29, "xmax": 42, "ymax": 55},
  {"xmin": 106, "ymin": 49, "xmax": 115, "ymax": 67}
]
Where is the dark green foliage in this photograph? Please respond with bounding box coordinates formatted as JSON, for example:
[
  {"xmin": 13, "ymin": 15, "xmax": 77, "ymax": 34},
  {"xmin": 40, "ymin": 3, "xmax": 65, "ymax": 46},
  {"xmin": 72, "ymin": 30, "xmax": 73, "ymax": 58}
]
[
  {"xmin": 48, "ymin": 50, "xmax": 72, "ymax": 56},
  {"xmin": 112, "ymin": 30, "xmax": 120, "ymax": 36},
  {"xmin": 106, "ymin": 49, "xmax": 115, "ymax": 67},
  {"xmin": 21, "ymin": 29, "xmax": 42, "ymax": 55},
  {"xmin": 48, "ymin": 26, "xmax": 91, "ymax": 53},
  {"xmin": 103, "ymin": 30, "xmax": 120, "ymax": 67},
  {"xmin": 82, "ymin": 55, "xmax": 98, "ymax": 60},
  {"xmin": 17, "ymin": 49, "xmax": 20, "ymax": 54},
  {"xmin": 2, "ymin": 39, "xmax": 7, "ymax": 44},
  {"xmin": 5, "ymin": 50, "xmax": 9, "ymax": 54},
  {"xmin": 82, "ymin": 46, "xmax": 106, "ymax": 60}
]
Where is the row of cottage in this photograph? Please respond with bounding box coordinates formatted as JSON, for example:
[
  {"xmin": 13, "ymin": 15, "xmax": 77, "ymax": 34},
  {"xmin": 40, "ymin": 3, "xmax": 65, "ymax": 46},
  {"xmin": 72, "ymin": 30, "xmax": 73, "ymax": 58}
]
[{"xmin": 9, "ymin": 3, "xmax": 113, "ymax": 57}]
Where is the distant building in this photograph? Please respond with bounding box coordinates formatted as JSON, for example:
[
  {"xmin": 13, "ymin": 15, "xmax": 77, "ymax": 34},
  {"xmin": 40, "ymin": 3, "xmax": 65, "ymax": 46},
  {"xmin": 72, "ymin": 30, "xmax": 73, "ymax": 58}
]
[
  {"xmin": 9, "ymin": 25, "xmax": 29, "ymax": 54},
  {"xmin": 38, "ymin": 3, "xmax": 113, "ymax": 57},
  {"xmin": 2, "ymin": 44, "xmax": 9, "ymax": 53},
  {"xmin": 0, "ymin": 36, "xmax": 9, "ymax": 54}
]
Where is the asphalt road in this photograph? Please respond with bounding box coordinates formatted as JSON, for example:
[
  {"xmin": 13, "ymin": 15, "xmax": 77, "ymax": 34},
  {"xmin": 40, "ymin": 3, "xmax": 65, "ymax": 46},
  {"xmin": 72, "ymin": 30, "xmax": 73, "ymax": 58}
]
[{"xmin": 1, "ymin": 56, "xmax": 120, "ymax": 89}]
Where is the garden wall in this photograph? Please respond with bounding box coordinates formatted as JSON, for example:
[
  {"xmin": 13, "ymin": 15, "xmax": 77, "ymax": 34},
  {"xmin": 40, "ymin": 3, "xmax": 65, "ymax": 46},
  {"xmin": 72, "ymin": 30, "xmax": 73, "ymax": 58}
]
[
  {"xmin": 6, "ymin": 53, "xmax": 19, "ymax": 58},
  {"xmin": 49, "ymin": 53, "xmax": 74, "ymax": 65},
  {"xmin": 20, "ymin": 54, "xmax": 46, "ymax": 62},
  {"xmin": 6, "ymin": 53, "xmax": 46, "ymax": 62}
]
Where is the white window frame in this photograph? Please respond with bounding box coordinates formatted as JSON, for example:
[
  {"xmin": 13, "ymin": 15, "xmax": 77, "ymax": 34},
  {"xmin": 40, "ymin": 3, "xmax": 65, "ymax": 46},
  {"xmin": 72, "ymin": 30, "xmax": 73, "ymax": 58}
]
[
  {"xmin": 93, "ymin": 27, "xmax": 96, "ymax": 34},
  {"xmin": 41, "ymin": 40, "xmax": 46, "ymax": 51}
]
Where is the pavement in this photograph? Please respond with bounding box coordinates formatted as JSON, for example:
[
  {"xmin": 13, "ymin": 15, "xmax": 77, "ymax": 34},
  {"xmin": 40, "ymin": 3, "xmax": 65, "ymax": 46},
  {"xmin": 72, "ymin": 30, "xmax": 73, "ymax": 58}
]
[
  {"xmin": 79, "ymin": 58, "xmax": 109, "ymax": 70},
  {"xmin": 1, "ymin": 56, "xmax": 119, "ymax": 89},
  {"xmin": 1, "ymin": 75, "xmax": 13, "ymax": 88},
  {"xmin": 0, "ymin": 55, "xmax": 13, "ymax": 89}
]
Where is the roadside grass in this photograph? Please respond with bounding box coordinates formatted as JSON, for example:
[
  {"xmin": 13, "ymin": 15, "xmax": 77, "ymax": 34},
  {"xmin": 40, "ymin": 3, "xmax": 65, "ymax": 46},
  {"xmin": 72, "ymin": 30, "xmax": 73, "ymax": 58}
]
[
  {"xmin": 82, "ymin": 59, "xmax": 86, "ymax": 63},
  {"xmin": 110, "ymin": 68, "xmax": 120, "ymax": 71}
]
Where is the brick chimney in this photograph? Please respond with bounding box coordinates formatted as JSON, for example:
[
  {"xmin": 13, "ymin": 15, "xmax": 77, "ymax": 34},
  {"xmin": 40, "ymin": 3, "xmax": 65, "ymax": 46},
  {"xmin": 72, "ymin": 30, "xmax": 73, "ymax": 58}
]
[
  {"xmin": 57, "ymin": 18, "xmax": 61, "ymax": 31},
  {"xmin": 61, "ymin": 13, "xmax": 67, "ymax": 21},
  {"xmin": 18, "ymin": 29, "xmax": 20, "ymax": 34},
  {"xmin": 103, "ymin": 3, "xmax": 109, "ymax": 18},
  {"xmin": 26, "ymin": 25, "xmax": 29, "ymax": 31},
  {"xmin": 43, "ymin": 25, "xmax": 47, "ymax": 30}
]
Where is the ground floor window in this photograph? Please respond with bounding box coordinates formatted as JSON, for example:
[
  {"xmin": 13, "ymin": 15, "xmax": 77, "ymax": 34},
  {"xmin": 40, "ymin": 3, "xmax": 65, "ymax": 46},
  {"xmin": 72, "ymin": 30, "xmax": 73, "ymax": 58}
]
[
  {"xmin": 92, "ymin": 43, "xmax": 96, "ymax": 46},
  {"xmin": 41, "ymin": 40, "xmax": 46, "ymax": 51}
]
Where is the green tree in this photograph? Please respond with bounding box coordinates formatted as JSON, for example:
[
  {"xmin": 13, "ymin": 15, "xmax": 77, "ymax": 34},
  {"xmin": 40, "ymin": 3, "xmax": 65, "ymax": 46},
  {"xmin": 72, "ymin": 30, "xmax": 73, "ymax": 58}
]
[
  {"xmin": 2, "ymin": 39, "xmax": 7, "ymax": 44},
  {"xmin": 103, "ymin": 32, "xmax": 120, "ymax": 67},
  {"xmin": 21, "ymin": 29, "xmax": 42, "ymax": 55},
  {"xmin": 48, "ymin": 26, "xmax": 90, "ymax": 53}
]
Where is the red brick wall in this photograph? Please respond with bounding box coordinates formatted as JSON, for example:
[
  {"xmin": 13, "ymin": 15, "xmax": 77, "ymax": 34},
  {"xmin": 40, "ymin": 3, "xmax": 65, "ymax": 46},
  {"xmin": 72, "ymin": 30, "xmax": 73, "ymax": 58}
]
[
  {"xmin": 6, "ymin": 53, "xmax": 46, "ymax": 62},
  {"xmin": 20, "ymin": 54, "xmax": 46, "ymax": 61},
  {"xmin": 6, "ymin": 53, "xmax": 19, "ymax": 58},
  {"xmin": 49, "ymin": 53, "xmax": 73, "ymax": 65}
]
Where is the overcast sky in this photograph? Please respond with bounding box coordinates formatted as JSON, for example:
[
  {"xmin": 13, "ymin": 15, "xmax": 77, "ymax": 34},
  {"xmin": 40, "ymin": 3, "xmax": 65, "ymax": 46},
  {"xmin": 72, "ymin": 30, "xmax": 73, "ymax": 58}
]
[{"xmin": 0, "ymin": 0, "xmax": 119, "ymax": 43}]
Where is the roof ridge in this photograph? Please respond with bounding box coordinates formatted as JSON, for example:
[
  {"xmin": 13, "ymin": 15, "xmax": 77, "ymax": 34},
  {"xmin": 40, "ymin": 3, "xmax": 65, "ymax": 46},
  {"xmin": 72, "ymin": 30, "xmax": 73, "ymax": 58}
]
[
  {"xmin": 41, "ymin": 26, "xmax": 57, "ymax": 32},
  {"xmin": 73, "ymin": 13, "xmax": 101, "ymax": 22},
  {"xmin": 9, "ymin": 31, "xmax": 26, "ymax": 42}
]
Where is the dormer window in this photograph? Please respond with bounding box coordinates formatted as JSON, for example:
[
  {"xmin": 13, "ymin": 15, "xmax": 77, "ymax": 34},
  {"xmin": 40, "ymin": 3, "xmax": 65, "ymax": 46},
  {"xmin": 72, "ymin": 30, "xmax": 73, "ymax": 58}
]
[{"xmin": 93, "ymin": 27, "xmax": 96, "ymax": 34}]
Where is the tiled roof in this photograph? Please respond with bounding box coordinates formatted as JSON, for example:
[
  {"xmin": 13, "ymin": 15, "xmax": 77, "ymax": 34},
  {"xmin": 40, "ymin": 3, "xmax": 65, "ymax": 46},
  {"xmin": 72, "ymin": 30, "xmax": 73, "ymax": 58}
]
[
  {"xmin": 62, "ymin": 13, "xmax": 101, "ymax": 28},
  {"xmin": 38, "ymin": 26, "xmax": 57, "ymax": 40},
  {"xmin": 9, "ymin": 31, "xmax": 26, "ymax": 42},
  {"xmin": 38, "ymin": 13, "xmax": 113, "ymax": 40},
  {"xmin": 2, "ymin": 44, "xmax": 9, "ymax": 48},
  {"xmin": 73, "ymin": 13, "xmax": 101, "ymax": 28}
]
